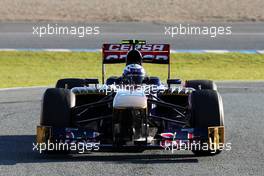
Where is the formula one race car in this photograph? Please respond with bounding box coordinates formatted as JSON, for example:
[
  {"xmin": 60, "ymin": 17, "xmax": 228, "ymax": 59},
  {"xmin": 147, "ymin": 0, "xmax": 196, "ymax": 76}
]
[{"xmin": 36, "ymin": 40, "xmax": 224, "ymax": 155}]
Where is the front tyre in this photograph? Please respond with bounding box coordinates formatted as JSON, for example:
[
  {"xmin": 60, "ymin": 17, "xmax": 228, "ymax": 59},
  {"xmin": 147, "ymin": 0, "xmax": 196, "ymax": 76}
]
[
  {"xmin": 40, "ymin": 88, "xmax": 75, "ymax": 154},
  {"xmin": 190, "ymin": 90, "xmax": 224, "ymax": 156},
  {"xmin": 40, "ymin": 88, "xmax": 75, "ymax": 127}
]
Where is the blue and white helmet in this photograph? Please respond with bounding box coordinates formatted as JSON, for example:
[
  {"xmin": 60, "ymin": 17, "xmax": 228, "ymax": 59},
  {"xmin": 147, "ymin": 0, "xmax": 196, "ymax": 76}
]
[{"xmin": 123, "ymin": 64, "xmax": 146, "ymax": 84}]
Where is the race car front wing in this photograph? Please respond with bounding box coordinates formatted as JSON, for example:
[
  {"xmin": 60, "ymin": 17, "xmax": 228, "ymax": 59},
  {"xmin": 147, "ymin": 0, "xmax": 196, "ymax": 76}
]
[{"xmin": 36, "ymin": 125, "xmax": 224, "ymax": 152}]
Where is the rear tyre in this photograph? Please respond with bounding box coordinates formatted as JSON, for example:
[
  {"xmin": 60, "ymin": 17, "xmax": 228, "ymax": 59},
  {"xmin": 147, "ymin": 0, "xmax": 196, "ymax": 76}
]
[
  {"xmin": 56, "ymin": 78, "xmax": 86, "ymax": 89},
  {"xmin": 106, "ymin": 76, "xmax": 120, "ymax": 85},
  {"xmin": 185, "ymin": 80, "xmax": 217, "ymax": 90},
  {"xmin": 190, "ymin": 90, "xmax": 224, "ymax": 156},
  {"xmin": 40, "ymin": 88, "xmax": 75, "ymax": 154},
  {"xmin": 148, "ymin": 77, "xmax": 161, "ymax": 86}
]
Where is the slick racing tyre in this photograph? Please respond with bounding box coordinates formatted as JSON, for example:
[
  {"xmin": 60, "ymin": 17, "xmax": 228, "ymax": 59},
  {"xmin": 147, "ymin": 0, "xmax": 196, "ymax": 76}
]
[
  {"xmin": 40, "ymin": 88, "xmax": 75, "ymax": 127},
  {"xmin": 147, "ymin": 77, "xmax": 161, "ymax": 86},
  {"xmin": 56, "ymin": 78, "xmax": 86, "ymax": 89},
  {"xmin": 106, "ymin": 76, "xmax": 120, "ymax": 85},
  {"xmin": 185, "ymin": 80, "xmax": 217, "ymax": 90},
  {"xmin": 190, "ymin": 90, "xmax": 224, "ymax": 156},
  {"xmin": 40, "ymin": 88, "xmax": 75, "ymax": 154}
]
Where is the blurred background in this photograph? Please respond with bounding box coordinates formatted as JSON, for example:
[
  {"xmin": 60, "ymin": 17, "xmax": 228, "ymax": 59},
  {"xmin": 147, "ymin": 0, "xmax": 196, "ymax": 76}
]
[{"xmin": 0, "ymin": 0, "xmax": 264, "ymax": 23}]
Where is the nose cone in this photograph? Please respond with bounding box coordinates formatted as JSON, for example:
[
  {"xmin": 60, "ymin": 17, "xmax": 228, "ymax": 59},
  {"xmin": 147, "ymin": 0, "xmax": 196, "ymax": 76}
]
[{"xmin": 113, "ymin": 90, "xmax": 147, "ymax": 109}]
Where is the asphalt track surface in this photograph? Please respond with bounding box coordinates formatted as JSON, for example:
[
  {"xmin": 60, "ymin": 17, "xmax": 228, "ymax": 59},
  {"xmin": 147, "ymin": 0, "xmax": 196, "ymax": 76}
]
[
  {"xmin": 0, "ymin": 82, "xmax": 264, "ymax": 176},
  {"xmin": 0, "ymin": 22, "xmax": 264, "ymax": 50}
]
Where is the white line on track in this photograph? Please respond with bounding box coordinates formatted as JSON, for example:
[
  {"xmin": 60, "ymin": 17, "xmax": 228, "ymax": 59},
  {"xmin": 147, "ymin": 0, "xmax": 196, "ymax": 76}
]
[
  {"xmin": 0, "ymin": 49, "xmax": 263, "ymax": 54},
  {"xmin": 0, "ymin": 86, "xmax": 49, "ymax": 91}
]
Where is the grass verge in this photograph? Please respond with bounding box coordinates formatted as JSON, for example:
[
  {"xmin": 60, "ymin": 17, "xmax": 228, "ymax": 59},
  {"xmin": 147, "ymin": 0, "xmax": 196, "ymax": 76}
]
[{"xmin": 0, "ymin": 51, "xmax": 264, "ymax": 88}]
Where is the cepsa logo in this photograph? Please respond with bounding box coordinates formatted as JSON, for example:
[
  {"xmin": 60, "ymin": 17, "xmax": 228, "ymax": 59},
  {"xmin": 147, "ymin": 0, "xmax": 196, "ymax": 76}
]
[
  {"xmin": 108, "ymin": 44, "xmax": 165, "ymax": 51},
  {"xmin": 103, "ymin": 44, "xmax": 170, "ymax": 64}
]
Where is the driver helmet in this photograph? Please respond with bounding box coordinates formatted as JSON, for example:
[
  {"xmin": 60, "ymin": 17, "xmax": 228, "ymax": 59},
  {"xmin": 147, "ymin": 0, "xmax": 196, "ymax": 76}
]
[{"xmin": 123, "ymin": 64, "xmax": 146, "ymax": 84}]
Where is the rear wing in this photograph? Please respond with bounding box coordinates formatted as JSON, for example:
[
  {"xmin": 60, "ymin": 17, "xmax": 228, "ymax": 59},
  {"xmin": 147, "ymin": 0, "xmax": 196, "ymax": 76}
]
[
  {"xmin": 102, "ymin": 44, "xmax": 170, "ymax": 64},
  {"xmin": 101, "ymin": 41, "xmax": 170, "ymax": 83}
]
